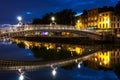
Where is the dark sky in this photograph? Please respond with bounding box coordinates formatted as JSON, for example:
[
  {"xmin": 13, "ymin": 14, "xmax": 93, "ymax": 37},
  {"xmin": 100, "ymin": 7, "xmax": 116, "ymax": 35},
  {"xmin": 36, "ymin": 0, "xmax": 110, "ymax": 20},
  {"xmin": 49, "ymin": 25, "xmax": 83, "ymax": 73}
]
[{"xmin": 0, "ymin": 0, "xmax": 119, "ymax": 24}]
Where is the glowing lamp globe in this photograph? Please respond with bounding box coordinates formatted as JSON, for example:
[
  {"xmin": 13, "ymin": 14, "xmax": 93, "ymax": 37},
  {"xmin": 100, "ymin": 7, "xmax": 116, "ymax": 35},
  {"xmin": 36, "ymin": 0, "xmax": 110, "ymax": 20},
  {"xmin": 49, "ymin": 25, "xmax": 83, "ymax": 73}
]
[
  {"xmin": 51, "ymin": 17, "xmax": 55, "ymax": 21},
  {"xmin": 17, "ymin": 16, "xmax": 22, "ymax": 21}
]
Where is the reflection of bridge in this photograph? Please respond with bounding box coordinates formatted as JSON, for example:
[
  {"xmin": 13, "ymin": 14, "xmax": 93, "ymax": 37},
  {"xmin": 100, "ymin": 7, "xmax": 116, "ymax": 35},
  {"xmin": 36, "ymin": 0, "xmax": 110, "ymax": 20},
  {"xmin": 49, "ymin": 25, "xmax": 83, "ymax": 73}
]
[
  {"xmin": 0, "ymin": 45, "xmax": 101, "ymax": 71},
  {"xmin": 0, "ymin": 54, "xmax": 94, "ymax": 71},
  {"xmin": 0, "ymin": 25, "xmax": 103, "ymax": 40}
]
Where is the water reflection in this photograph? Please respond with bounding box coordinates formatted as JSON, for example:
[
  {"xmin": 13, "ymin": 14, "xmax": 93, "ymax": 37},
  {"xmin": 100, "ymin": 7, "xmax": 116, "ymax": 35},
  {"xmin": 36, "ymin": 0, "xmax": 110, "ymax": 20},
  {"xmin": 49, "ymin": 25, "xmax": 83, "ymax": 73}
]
[
  {"xmin": 52, "ymin": 45, "xmax": 120, "ymax": 79},
  {"xmin": 11, "ymin": 39, "xmax": 86, "ymax": 61},
  {"xmin": 19, "ymin": 72, "xmax": 24, "ymax": 80},
  {"xmin": 0, "ymin": 38, "xmax": 120, "ymax": 79},
  {"xmin": 85, "ymin": 49, "xmax": 120, "ymax": 69}
]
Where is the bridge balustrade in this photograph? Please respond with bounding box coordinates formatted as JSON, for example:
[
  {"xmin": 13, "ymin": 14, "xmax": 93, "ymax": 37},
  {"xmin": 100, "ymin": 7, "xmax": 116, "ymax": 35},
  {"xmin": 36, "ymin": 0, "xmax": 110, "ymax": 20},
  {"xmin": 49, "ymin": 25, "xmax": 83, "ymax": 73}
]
[{"xmin": 0, "ymin": 24, "xmax": 103, "ymax": 40}]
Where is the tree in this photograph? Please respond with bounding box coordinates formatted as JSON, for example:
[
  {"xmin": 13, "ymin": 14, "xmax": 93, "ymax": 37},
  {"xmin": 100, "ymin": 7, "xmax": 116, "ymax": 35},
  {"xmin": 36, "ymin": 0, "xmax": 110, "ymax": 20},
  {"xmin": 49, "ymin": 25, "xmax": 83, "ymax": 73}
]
[
  {"xmin": 32, "ymin": 9, "xmax": 76, "ymax": 25},
  {"xmin": 42, "ymin": 13, "xmax": 54, "ymax": 24},
  {"xmin": 115, "ymin": 1, "xmax": 120, "ymax": 17},
  {"xmin": 83, "ymin": 10, "xmax": 87, "ymax": 15},
  {"xmin": 55, "ymin": 9, "xmax": 76, "ymax": 25},
  {"xmin": 32, "ymin": 18, "xmax": 42, "ymax": 24}
]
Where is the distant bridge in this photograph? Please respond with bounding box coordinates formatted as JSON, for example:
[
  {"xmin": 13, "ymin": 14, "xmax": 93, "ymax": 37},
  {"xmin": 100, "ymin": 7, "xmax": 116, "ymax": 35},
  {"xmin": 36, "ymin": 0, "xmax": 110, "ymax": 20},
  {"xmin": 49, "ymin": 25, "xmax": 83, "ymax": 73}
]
[{"xmin": 0, "ymin": 25, "xmax": 103, "ymax": 40}]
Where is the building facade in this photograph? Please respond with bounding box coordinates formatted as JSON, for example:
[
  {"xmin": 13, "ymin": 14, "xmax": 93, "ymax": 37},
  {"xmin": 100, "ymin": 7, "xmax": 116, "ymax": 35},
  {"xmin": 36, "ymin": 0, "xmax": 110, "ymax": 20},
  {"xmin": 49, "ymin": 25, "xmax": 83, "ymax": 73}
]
[
  {"xmin": 98, "ymin": 11, "xmax": 111, "ymax": 29},
  {"xmin": 76, "ymin": 7, "xmax": 120, "ymax": 34},
  {"xmin": 87, "ymin": 8, "xmax": 99, "ymax": 29},
  {"xmin": 98, "ymin": 11, "xmax": 120, "ymax": 31}
]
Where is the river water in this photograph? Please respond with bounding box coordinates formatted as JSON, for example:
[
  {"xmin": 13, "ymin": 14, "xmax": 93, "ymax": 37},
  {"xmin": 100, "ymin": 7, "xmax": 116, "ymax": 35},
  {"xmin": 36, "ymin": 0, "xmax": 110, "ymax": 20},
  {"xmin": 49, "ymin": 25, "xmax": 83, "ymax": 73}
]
[{"xmin": 0, "ymin": 39, "xmax": 119, "ymax": 80}]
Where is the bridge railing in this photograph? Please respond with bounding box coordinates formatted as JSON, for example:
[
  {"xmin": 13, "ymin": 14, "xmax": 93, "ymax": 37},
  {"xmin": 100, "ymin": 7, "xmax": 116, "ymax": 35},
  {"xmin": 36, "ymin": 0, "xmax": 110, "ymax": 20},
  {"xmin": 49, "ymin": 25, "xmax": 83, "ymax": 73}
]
[
  {"xmin": 0, "ymin": 25, "xmax": 76, "ymax": 34},
  {"xmin": 0, "ymin": 25, "xmax": 101, "ymax": 38}
]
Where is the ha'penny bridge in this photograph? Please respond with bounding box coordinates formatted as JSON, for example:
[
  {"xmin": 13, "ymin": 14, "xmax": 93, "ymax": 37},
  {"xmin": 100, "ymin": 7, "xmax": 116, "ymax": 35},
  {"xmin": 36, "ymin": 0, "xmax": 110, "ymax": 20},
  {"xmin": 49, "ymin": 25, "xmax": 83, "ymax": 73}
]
[
  {"xmin": 0, "ymin": 24, "xmax": 113, "ymax": 41},
  {"xmin": 0, "ymin": 24, "xmax": 113, "ymax": 71}
]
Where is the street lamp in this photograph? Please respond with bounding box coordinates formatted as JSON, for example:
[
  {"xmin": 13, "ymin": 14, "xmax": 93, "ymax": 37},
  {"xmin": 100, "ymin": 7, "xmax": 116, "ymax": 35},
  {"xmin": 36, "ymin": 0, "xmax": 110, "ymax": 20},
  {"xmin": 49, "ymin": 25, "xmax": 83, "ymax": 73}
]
[
  {"xmin": 50, "ymin": 16, "xmax": 56, "ymax": 26},
  {"xmin": 51, "ymin": 16, "xmax": 55, "ymax": 22},
  {"xmin": 17, "ymin": 16, "xmax": 22, "ymax": 26}
]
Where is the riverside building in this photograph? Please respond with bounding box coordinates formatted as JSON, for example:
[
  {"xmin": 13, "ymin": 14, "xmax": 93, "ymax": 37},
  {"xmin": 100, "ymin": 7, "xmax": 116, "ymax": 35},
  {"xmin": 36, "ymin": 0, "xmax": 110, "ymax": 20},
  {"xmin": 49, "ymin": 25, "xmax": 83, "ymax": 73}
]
[{"xmin": 76, "ymin": 7, "xmax": 120, "ymax": 34}]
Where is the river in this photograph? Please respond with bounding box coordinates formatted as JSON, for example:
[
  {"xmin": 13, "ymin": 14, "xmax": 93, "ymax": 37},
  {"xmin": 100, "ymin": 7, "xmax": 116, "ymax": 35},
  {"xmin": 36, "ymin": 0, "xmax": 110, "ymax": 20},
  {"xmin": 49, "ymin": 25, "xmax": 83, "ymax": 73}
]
[{"xmin": 0, "ymin": 38, "xmax": 119, "ymax": 80}]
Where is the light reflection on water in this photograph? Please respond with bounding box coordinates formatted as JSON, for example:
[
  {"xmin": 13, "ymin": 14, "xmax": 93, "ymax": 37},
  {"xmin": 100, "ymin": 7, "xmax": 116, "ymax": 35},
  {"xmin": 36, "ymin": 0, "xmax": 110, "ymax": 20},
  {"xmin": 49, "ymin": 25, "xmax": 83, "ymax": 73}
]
[
  {"xmin": 9, "ymin": 38, "xmax": 90, "ymax": 61},
  {"xmin": 0, "ymin": 39, "xmax": 119, "ymax": 79},
  {"xmin": 0, "ymin": 63, "xmax": 118, "ymax": 80}
]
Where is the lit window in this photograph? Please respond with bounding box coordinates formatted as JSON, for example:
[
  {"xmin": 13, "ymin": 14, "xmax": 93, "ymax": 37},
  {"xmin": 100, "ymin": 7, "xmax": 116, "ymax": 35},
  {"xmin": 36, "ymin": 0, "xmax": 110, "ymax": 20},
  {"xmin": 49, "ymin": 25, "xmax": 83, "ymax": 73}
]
[
  {"xmin": 106, "ymin": 18, "xmax": 108, "ymax": 21},
  {"xmin": 95, "ymin": 17, "xmax": 97, "ymax": 20},
  {"xmin": 92, "ymin": 18, "xmax": 93, "ymax": 20},
  {"xmin": 99, "ymin": 14, "xmax": 102, "ymax": 16}
]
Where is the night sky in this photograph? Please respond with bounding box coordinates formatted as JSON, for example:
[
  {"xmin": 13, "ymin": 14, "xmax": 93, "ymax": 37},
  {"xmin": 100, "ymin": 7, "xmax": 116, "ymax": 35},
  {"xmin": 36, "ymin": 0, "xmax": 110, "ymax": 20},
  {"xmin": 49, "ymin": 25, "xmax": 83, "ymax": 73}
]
[{"xmin": 0, "ymin": 0, "xmax": 119, "ymax": 24}]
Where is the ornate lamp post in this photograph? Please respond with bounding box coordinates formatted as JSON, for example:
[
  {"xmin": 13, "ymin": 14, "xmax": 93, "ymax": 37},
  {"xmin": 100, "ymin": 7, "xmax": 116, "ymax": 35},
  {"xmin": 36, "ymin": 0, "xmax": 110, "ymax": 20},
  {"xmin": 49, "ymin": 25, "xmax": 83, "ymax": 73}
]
[
  {"xmin": 17, "ymin": 16, "xmax": 22, "ymax": 26},
  {"xmin": 50, "ymin": 16, "xmax": 56, "ymax": 26}
]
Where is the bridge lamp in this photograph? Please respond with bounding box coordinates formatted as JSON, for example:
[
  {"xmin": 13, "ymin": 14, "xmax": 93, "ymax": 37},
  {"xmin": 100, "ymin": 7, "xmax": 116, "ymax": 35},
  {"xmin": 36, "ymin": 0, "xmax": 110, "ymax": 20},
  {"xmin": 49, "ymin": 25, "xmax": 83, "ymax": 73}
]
[
  {"xmin": 50, "ymin": 16, "xmax": 56, "ymax": 26},
  {"xmin": 51, "ymin": 16, "xmax": 55, "ymax": 22},
  {"xmin": 17, "ymin": 16, "xmax": 22, "ymax": 26},
  {"xmin": 17, "ymin": 16, "xmax": 22, "ymax": 21}
]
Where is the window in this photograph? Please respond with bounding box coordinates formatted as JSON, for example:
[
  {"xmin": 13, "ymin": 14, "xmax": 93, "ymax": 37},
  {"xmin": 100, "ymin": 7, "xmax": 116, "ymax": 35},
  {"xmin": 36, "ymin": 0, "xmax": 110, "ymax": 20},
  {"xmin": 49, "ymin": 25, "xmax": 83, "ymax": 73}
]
[
  {"xmin": 118, "ymin": 23, "xmax": 119, "ymax": 28},
  {"xmin": 106, "ymin": 13, "xmax": 108, "ymax": 16},
  {"xmin": 114, "ymin": 17, "xmax": 116, "ymax": 21},
  {"xmin": 114, "ymin": 23, "xmax": 115, "ymax": 28},
  {"xmin": 117, "ymin": 52, "xmax": 119, "ymax": 56},
  {"xmin": 100, "ymin": 18, "xmax": 101, "ymax": 22},
  {"xmin": 111, "ymin": 17, "xmax": 113, "ymax": 21},
  {"xmin": 92, "ymin": 17, "xmax": 93, "ymax": 20},
  {"xmin": 111, "ymin": 23, "xmax": 113, "ymax": 28},
  {"xmin": 95, "ymin": 17, "xmax": 97, "ymax": 20},
  {"xmin": 117, "ymin": 58, "xmax": 119, "ymax": 62},
  {"xmin": 106, "ymin": 52, "xmax": 108, "ymax": 56},
  {"xmin": 88, "ymin": 17, "xmax": 90, "ymax": 21},
  {"xmin": 106, "ymin": 23, "xmax": 108, "ymax": 28},
  {"xmin": 100, "ymin": 24, "xmax": 101, "ymax": 28},
  {"xmin": 99, "ymin": 14, "xmax": 102, "ymax": 16},
  {"xmin": 103, "ymin": 24, "xmax": 104, "ymax": 28},
  {"xmin": 111, "ymin": 53, "xmax": 112, "ymax": 56},
  {"xmin": 106, "ymin": 18, "xmax": 108, "ymax": 21},
  {"xmin": 118, "ymin": 18, "xmax": 119, "ymax": 21}
]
